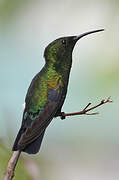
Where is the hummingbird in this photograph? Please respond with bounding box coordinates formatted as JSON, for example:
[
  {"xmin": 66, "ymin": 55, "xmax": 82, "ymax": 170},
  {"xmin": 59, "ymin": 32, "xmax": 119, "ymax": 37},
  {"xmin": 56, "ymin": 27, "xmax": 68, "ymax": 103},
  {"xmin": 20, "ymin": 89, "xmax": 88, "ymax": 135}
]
[{"xmin": 12, "ymin": 29, "xmax": 104, "ymax": 154}]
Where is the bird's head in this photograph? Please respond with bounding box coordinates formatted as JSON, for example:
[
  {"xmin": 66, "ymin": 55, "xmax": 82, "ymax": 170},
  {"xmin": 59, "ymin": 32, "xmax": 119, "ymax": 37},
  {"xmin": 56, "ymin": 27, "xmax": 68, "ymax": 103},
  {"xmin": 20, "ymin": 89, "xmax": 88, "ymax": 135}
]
[{"xmin": 44, "ymin": 29, "xmax": 104, "ymax": 64}]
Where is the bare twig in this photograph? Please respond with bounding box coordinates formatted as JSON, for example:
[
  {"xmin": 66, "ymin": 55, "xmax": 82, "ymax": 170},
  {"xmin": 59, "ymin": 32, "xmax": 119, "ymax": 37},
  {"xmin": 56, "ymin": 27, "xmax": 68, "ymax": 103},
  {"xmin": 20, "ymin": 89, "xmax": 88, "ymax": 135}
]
[
  {"xmin": 4, "ymin": 151, "xmax": 21, "ymax": 180},
  {"xmin": 60, "ymin": 97, "xmax": 112, "ymax": 119}
]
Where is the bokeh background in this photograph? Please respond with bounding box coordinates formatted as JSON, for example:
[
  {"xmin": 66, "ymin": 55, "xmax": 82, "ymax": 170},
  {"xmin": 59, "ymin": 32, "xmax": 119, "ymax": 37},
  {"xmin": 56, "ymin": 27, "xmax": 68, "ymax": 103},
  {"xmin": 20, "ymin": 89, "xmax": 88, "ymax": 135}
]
[{"xmin": 0, "ymin": 0, "xmax": 119, "ymax": 179}]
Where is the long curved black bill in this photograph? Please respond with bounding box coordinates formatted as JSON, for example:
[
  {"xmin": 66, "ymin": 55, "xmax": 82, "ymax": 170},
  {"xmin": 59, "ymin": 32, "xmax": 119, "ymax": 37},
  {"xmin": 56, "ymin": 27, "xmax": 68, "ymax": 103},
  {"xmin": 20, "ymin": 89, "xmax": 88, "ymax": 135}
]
[{"xmin": 74, "ymin": 29, "xmax": 104, "ymax": 41}]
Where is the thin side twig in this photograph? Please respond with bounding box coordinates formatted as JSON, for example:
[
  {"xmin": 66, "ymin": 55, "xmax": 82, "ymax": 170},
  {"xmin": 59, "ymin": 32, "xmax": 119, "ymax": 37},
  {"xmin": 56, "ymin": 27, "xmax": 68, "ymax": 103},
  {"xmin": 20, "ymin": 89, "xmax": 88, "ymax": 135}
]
[
  {"xmin": 61, "ymin": 97, "xmax": 112, "ymax": 119},
  {"xmin": 4, "ymin": 151, "xmax": 21, "ymax": 180}
]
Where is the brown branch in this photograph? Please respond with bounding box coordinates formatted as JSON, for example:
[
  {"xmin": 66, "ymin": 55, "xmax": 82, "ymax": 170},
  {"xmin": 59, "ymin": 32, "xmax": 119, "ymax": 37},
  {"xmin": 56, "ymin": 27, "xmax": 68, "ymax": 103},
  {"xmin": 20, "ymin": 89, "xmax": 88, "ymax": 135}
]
[
  {"xmin": 4, "ymin": 151, "xmax": 21, "ymax": 180},
  {"xmin": 61, "ymin": 97, "xmax": 112, "ymax": 119}
]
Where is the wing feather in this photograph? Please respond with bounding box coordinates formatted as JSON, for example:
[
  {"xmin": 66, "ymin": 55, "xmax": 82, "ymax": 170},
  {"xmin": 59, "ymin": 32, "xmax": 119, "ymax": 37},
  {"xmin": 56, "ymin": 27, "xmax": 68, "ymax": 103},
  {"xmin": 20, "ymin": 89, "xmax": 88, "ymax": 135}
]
[{"xmin": 18, "ymin": 86, "xmax": 63, "ymax": 150}]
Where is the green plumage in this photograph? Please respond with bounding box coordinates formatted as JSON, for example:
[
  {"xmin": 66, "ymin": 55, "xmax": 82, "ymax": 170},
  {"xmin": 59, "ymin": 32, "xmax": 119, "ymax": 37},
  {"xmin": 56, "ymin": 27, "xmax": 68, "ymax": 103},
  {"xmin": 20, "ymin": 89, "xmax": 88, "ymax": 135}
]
[
  {"xmin": 25, "ymin": 64, "xmax": 64, "ymax": 120},
  {"xmin": 12, "ymin": 29, "xmax": 104, "ymax": 154}
]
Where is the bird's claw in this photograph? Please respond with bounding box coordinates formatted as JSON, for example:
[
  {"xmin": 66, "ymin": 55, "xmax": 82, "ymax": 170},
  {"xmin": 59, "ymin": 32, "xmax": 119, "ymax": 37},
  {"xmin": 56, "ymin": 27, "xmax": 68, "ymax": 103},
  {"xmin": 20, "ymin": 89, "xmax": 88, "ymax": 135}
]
[{"xmin": 60, "ymin": 112, "xmax": 66, "ymax": 120}]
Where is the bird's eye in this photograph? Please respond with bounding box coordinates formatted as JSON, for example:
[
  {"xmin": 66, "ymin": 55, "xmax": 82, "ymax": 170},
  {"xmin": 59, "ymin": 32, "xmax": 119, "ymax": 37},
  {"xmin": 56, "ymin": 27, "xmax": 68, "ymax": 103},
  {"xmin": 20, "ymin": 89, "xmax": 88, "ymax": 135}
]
[{"xmin": 62, "ymin": 39, "xmax": 67, "ymax": 45}]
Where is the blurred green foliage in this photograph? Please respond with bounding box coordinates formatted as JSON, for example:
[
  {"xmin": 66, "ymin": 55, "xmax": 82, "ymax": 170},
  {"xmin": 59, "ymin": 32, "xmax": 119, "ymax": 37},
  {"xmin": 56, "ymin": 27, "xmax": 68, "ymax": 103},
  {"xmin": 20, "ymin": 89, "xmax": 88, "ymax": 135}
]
[{"xmin": 0, "ymin": 0, "xmax": 29, "ymax": 21}]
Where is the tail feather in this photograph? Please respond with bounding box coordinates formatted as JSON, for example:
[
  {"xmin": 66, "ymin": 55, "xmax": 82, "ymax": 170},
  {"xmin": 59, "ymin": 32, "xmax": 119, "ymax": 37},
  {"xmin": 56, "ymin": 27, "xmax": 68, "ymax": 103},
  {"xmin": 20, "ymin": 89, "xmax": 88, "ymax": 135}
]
[
  {"xmin": 12, "ymin": 128, "xmax": 45, "ymax": 154},
  {"xmin": 12, "ymin": 128, "xmax": 24, "ymax": 151},
  {"xmin": 23, "ymin": 131, "xmax": 45, "ymax": 154}
]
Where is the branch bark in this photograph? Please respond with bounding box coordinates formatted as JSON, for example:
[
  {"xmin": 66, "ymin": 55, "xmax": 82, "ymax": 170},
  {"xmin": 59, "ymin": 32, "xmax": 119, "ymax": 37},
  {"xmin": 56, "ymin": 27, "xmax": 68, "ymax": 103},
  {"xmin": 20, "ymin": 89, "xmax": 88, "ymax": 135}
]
[
  {"xmin": 4, "ymin": 151, "xmax": 21, "ymax": 180},
  {"xmin": 60, "ymin": 97, "xmax": 112, "ymax": 119}
]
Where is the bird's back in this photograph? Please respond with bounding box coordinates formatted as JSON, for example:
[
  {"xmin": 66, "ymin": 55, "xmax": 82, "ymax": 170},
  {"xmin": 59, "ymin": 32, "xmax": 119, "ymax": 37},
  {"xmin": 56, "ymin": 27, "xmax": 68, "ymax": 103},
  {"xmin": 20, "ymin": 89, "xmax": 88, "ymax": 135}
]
[
  {"xmin": 25, "ymin": 64, "xmax": 65, "ymax": 115},
  {"xmin": 13, "ymin": 63, "xmax": 68, "ymax": 153}
]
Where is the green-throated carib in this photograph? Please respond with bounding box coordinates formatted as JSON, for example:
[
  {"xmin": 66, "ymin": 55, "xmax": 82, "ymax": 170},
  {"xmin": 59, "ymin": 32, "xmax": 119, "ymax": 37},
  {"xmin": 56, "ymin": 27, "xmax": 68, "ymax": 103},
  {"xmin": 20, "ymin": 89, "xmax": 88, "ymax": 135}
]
[{"xmin": 13, "ymin": 29, "xmax": 104, "ymax": 154}]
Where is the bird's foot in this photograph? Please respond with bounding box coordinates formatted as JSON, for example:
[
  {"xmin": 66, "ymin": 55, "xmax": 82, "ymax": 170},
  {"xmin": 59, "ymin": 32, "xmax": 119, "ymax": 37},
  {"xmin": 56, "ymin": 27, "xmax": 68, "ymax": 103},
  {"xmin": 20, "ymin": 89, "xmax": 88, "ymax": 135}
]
[
  {"xmin": 60, "ymin": 97, "xmax": 112, "ymax": 119},
  {"xmin": 60, "ymin": 112, "xmax": 66, "ymax": 120}
]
